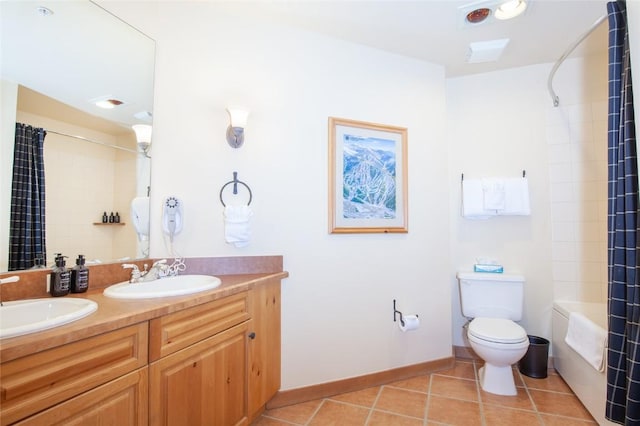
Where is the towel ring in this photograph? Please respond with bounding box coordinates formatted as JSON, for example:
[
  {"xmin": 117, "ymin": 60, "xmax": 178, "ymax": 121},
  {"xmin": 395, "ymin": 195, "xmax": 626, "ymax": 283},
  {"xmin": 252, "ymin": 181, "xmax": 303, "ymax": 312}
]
[{"xmin": 220, "ymin": 172, "xmax": 253, "ymax": 207}]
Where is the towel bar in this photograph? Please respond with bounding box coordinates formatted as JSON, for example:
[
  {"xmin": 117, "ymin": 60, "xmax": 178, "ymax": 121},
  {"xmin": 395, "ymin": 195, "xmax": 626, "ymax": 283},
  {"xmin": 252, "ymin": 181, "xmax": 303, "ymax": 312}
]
[{"xmin": 461, "ymin": 170, "xmax": 526, "ymax": 181}]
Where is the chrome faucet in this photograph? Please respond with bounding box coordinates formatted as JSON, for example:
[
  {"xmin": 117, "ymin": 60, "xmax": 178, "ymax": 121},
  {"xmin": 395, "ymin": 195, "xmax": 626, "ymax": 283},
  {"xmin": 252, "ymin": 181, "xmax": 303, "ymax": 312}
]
[
  {"xmin": 140, "ymin": 259, "xmax": 168, "ymax": 282},
  {"xmin": 122, "ymin": 264, "xmax": 146, "ymax": 283}
]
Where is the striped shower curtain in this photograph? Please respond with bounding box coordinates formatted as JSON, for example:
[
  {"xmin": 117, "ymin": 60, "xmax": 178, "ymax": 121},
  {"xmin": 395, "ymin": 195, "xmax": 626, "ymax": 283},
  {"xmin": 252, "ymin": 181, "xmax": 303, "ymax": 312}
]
[
  {"xmin": 8, "ymin": 123, "xmax": 47, "ymax": 271},
  {"xmin": 606, "ymin": 1, "xmax": 639, "ymax": 424}
]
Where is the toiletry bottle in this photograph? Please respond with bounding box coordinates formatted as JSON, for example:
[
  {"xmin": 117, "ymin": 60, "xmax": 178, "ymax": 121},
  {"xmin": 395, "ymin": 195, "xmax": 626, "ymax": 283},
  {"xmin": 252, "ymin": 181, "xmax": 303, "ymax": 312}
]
[
  {"xmin": 115, "ymin": 212, "xmax": 120, "ymax": 223},
  {"xmin": 71, "ymin": 254, "xmax": 89, "ymax": 293},
  {"xmin": 102, "ymin": 211, "xmax": 108, "ymax": 223},
  {"xmin": 109, "ymin": 212, "xmax": 115, "ymax": 223},
  {"xmin": 50, "ymin": 254, "xmax": 70, "ymax": 297}
]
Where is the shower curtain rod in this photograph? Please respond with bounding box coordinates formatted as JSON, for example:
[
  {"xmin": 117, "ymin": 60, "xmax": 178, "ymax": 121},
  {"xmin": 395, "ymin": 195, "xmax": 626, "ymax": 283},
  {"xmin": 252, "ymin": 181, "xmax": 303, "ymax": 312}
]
[
  {"xmin": 45, "ymin": 129, "xmax": 138, "ymax": 154},
  {"xmin": 547, "ymin": 14, "xmax": 607, "ymax": 107}
]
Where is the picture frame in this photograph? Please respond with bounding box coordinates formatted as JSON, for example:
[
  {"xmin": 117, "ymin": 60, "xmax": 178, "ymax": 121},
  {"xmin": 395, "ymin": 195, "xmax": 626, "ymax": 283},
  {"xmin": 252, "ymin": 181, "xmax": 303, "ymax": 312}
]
[{"xmin": 328, "ymin": 117, "xmax": 408, "ymax": 234}]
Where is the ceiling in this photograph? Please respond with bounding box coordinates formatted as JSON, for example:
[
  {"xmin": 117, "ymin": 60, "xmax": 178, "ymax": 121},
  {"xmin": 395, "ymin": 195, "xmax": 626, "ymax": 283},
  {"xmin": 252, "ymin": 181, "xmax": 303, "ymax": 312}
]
[{"xmin": 239, "ymin": 0, "xmax": 609, "ymax": 77}]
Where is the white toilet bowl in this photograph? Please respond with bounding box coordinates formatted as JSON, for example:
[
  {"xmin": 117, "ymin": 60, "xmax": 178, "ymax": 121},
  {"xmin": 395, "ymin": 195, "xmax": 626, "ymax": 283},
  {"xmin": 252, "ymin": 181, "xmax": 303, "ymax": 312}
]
[{"xmin": 466, "ymin": 317, "xmax": 529, "ymax": 396}]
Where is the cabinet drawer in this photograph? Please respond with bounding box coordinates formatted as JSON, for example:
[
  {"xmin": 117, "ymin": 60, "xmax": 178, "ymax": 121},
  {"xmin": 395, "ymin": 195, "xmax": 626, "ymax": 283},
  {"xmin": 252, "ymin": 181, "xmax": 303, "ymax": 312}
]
[
  {"xmin": 149, "ymin": 291, "xmax": 250, "ymax": 361},
  {"xmin": 0, "ymin": 323, "xmax": 148, "ymax": 426},
  {"xmin": 15, "ymin": 367, "xmax": 148, "ymax": 426}
]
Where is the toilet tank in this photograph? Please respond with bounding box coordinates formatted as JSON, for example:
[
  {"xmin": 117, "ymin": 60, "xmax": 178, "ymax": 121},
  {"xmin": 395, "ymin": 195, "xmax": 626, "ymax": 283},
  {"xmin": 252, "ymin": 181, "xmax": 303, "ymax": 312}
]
[{"xmin": 457, "ymin": 272, "xmax": 525, "ymax": 320}]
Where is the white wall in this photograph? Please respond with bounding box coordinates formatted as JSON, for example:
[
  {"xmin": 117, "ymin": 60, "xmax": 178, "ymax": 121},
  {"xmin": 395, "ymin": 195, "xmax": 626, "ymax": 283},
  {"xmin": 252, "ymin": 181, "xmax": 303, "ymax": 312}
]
[
  {"xmin": 0, "ymin": 80, "xmax": 18, "ymax": 271},
  {"xmin": 446, "ymin": 64, "xmax": 555, "ymax": 347},
  {"xmin": 106, "ymin": 2, "xmax": 451, "ymax": 390}
]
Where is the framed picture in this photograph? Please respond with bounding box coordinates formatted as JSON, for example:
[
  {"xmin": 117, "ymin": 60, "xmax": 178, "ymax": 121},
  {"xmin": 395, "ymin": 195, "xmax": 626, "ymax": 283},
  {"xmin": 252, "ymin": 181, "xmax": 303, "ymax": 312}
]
[{"xmin": 328, "ymin": 117, "xmax": 408, "ymax": 234}]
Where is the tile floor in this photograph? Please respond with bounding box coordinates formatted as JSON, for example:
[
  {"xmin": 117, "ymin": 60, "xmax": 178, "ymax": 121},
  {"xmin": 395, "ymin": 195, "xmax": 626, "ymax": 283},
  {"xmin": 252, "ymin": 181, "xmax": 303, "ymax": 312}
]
[{"xmin": 252, "ymin": 359, "xmax": 597, "ymax": 425}]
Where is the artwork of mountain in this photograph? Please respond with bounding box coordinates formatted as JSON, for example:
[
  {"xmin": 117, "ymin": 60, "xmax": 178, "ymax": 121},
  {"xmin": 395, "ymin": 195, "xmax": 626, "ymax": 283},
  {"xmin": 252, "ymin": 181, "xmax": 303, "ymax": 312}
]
[{"xmin": 342, "ymin": 135, "xmax": 396, "ymax": 219}]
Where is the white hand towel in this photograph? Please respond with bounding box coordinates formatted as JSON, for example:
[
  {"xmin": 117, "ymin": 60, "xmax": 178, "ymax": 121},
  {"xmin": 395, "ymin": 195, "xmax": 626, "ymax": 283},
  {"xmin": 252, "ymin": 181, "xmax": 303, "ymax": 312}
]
[
  {"xmin": 224, "ymin": 206, "xmax": 253, "ymax": 248},
  {"xmin": 462, "ymin": 178, "xmax": 497, "ymax": 219},
  {"xmin": 565, "ymin": 312, "xmax": 607, "ymax": 372},
  {"xmin": 498, "ymin": 178, "xmax": 531, "ymax": 215},
  {"xmin": 482, "ymin": 178, "xmax": 506, "ymax": 210}
]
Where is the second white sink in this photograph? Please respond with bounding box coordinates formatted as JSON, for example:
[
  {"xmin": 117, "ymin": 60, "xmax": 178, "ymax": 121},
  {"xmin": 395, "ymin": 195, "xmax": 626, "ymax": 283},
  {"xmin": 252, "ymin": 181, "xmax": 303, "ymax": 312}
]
[
  {"xmin": 103, "ymin": 274, "xmax": 221, "ymax": 299},
  {"xmin": 0, "ymin": 298, "xmax": 98, "ymax": 339}
]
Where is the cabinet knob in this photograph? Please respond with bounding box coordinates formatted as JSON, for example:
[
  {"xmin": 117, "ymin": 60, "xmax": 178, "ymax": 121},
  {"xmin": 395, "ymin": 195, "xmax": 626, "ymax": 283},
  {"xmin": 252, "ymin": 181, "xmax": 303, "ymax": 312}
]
[{"xmin": 248, "ymin": 332, "xmax": 256, "ymax": 340}]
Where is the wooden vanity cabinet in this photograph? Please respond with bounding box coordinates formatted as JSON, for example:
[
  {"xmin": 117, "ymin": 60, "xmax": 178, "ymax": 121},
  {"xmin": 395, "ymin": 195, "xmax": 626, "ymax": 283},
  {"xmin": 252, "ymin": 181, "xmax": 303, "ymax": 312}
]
[
  {"xmin": 1, "ymin": 278, "xmax": 283, "ymax": 426},
  {"xmin": 0, "ymin": 323, "xmax": 148, "ymax": 426},
  {"xmin": 148, "ymin": 292, "xmax": 252, "ymax": 426},
  {"xmin": 248, "ymin": 278, "xmax": 281, "ymax": 419}
]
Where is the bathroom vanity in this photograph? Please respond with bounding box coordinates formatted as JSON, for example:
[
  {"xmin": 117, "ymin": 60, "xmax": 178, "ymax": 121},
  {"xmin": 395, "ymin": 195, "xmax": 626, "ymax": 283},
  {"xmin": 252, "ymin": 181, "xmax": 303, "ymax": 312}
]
[{"xmin": 0, "ymin": 256, "xmax": 286, "ymax": 425}]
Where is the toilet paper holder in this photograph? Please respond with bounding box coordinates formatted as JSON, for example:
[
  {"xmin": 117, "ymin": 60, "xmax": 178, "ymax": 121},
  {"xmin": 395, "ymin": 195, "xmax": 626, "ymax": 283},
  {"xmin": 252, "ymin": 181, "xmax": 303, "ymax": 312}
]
[{"xmin": 393, "ymin": 299, "xmax": 417, "ymax": 327}]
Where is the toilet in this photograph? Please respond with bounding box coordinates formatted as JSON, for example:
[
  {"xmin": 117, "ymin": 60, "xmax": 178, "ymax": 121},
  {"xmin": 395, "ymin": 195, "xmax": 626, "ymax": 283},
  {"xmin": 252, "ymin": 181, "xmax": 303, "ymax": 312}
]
[{"xmin": 457, "ymin": 272, "xmax": 529, "ymax": 396}]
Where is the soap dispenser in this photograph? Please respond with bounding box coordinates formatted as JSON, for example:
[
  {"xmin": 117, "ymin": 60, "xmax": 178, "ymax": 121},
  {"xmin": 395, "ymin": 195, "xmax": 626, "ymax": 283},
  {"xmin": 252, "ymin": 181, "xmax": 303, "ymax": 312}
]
[
  {"xmin": 70, "ymin": 254, "xmax": 89, "ymax": 293},
  {"xmin": 50, "ymin": 254, "xmax": 70, "ymax": 297}
]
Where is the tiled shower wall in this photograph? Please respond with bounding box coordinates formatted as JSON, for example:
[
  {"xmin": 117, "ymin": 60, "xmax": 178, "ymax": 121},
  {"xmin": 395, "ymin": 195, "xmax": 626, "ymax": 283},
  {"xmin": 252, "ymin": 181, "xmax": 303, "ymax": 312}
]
[{"xmin": 547, "ymin": 100, "xmax": 608, "ymax": 302}]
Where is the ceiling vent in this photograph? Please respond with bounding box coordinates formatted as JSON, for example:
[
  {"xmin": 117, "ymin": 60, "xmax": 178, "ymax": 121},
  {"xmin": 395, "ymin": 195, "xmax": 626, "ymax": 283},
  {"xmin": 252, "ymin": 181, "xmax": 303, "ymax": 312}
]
[{"xmin": 466, "ymin": 38, "xmax": 510, "ymax": 63}]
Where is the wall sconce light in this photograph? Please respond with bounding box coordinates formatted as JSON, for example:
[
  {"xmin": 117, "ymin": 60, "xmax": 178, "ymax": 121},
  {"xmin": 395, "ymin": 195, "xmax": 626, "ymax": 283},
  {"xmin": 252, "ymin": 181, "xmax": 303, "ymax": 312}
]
[
  {"xmin": 132, "ymin": 124, "xmax": 152, "ymax": 158},
  {"xmin": 226, "ymin": 108, "xmax": 249, "ymax": 148}
]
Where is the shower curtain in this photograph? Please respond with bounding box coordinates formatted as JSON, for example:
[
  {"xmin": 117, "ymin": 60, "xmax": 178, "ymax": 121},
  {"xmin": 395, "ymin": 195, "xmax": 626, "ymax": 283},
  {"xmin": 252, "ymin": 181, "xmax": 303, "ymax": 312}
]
[
  {"xmin": 8, "ymin": 123, "xmax": 47, "ymax": 271},
  {"xmin": 606, "ymin": 1, "xmax": 639, "ymax": 424}
]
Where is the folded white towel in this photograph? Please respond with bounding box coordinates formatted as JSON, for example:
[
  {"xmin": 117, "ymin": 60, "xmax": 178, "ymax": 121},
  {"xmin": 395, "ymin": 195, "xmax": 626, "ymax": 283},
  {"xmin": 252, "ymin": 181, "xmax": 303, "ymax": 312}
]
[
  {"xmin": 498, "ymin": 178, "xmax": 530, "ymax": 216},
  {"xmin": 462, "ymin": 179, "xmax": 497, "ymax": 219},
  {"xmin": 565, "ymin": 312, "xmax": 607, "ymax": 372},
  {"xmin": 224, "ymin": 206, "xmax": 253, "ymax": 248},
  {"xmin": 482, "ymin": 178, "xmax": 506, "ymax": 210}
]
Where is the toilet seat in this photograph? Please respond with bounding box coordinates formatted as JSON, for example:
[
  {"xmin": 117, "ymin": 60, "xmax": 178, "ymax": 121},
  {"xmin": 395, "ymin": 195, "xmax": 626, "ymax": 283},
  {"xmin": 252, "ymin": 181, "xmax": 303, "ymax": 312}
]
[{"xmin": 468, "ymin": 317, "xmax": 528, "ymax": 344}]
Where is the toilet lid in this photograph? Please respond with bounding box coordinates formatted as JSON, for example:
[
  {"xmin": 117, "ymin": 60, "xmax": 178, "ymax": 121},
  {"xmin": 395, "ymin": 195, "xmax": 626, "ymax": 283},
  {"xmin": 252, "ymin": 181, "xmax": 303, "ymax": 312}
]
[{"xmin": 468, "ymin": 317, "xmax": 527, "ymax": 344}]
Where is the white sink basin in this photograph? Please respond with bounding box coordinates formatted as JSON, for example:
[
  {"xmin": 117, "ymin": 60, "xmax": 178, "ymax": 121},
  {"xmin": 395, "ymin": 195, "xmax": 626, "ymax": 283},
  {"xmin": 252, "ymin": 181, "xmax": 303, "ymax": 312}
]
[
  {"xmin": 103, "ymin": 275, "xmax": 221, "ymax": 299},
  {"xmin": 0, "ymin": 298, "xmax": 98, "ymax": 339}
]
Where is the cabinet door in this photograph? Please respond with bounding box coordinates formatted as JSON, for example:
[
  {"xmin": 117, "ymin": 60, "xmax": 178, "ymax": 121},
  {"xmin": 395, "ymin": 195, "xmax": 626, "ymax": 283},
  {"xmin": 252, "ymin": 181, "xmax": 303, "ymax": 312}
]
[
  {"xmin": 248, "ymin": 279, "xmax": 281, "ymax": 419},
  {"xmin": 16, "ymin": 368, "xmax": 148, "ymax": 426},
  {"xmin": 149, "ymin": 321, "xmax": 250, "ymax": 426},
  {"xmin": 1, "ymin": 323, "xmax": 148, "ymax": 425}
]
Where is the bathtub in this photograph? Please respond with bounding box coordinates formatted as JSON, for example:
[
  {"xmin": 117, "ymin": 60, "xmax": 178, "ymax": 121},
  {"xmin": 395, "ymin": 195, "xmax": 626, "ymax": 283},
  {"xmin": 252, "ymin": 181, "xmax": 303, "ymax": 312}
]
[{"xmin": 552, "ymin": 301, "xmax": 616, "ymax": 425}]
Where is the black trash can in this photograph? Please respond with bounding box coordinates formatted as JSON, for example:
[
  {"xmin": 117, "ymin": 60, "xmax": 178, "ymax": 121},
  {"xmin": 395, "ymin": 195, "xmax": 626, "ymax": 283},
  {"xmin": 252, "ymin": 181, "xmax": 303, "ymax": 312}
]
[{"xmin": 518, "ymin": 335, "xmax": 549, "ymax": 379}]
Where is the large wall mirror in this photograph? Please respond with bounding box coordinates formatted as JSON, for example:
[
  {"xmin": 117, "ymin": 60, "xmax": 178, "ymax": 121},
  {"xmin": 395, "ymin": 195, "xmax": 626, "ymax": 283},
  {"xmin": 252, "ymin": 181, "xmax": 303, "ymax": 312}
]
[{"xmin": 0, "ymin": 0, "xmax": 155, "ymax": 272}]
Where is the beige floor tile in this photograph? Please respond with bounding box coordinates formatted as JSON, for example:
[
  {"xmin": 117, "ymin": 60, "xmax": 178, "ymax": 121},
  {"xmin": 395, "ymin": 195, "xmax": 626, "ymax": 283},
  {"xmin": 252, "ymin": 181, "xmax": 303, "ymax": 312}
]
[
  {"xmin": 367, "ymin": 410, "xmax": 424, "ymax": 425},
  {"xmin": 386, "ymin": 374, "xmax": 430, "ymax": 393},
  {"xmin": 539, "ymin": 413, "xmax": 599, "ymax": 425},
  {"xmin": 529, "ymin": 389, "xmax": 594, "ymax": 420},
  {"xmin": 374, "ymin": 387, "xmax": 428, "ymax": 419},
  {"xmin": 522, "ymin": 372, "xmax": 572, "ymax": 393},
  {"xmin": 482, "ymin": 404, "xmax": 542, "ymax": 425},
  {"xmin": 430, "ymin": 374, "xmax": 479, "ymax": 402},
  {"xmin": 262, "ymin": 400, "xmax": 322, "ymax": 424},
  {"xmin": 328, "ymin": 386, "xmax": 381, "ymax": 408},
  {"xmin": 308, "ymin": 400, "xmax": 369, "ymax": 426},
  {"xmin": 427, "ymin": 395, "xmax": 482, "ymax": 426},
  {"xmin": 480, "ymin": 385, "xmax": 535, "ymax": 411},
  {"xmin": 251, "ymin": 416, "xmax": 299, "ymax": 426},
  {"xmin": 433, "ymin": 360, "xmax": 477, "ymax": 380}
]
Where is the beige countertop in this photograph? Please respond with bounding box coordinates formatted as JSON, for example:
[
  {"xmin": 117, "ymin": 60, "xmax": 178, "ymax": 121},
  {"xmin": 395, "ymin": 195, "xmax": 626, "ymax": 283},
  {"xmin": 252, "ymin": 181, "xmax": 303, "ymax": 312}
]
[{"xmin": 0, "ymin": 271, "xmax": 288, "ymax": 363}]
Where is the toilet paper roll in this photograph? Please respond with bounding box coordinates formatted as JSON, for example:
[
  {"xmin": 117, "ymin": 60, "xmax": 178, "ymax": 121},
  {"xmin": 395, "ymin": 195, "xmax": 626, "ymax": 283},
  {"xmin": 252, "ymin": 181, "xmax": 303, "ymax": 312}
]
[{"xmin": 399, "ymin": 315, "xmax": 420, "ymax": 332}]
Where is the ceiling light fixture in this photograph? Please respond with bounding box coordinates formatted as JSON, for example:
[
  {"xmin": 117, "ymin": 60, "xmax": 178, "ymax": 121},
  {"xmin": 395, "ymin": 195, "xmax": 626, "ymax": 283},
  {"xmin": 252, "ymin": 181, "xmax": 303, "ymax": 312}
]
[
  {"xmin": 459, "ymin": 0, "xmax": 529, "ymax": 27},
  {"xmin": 495, "ymin": 0, "xmax": 528, "ymax": 20},
  {"xmin": 466, "ymin": 8, "xmax": 491, "ymax": 24},
  {"xmin": 94, "ymin": 98, "xmax": 124, "ymax": 109}
]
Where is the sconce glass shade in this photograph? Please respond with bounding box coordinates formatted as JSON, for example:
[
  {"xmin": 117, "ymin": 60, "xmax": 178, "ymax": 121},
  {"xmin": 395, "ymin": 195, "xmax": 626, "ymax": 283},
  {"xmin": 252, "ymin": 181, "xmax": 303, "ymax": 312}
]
[
  {"xmin": 132, "ymin": 124, "xmax": 152, "ymax": 156},
  {"xmin": 226, "ymin": 108, "xmax": 249, "ymax": 148},
  {"xmin": 132, "ymin": 124, "xmax": 152, "ymax": 143}
]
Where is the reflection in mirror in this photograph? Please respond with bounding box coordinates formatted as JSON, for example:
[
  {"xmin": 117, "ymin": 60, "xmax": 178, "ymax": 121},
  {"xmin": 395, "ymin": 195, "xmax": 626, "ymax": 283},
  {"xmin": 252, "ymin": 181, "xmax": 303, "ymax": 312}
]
[{"xmin": 0, "ymin": 1, "xmax": 155, "ymax": 272}]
